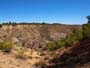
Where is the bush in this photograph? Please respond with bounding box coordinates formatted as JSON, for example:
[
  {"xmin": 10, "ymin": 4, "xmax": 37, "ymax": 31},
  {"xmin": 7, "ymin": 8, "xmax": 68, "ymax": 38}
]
[
  {"xmin": 47, "ymin": 29, "xmax": 83, "ymax": 50},
  {"xmin": 65, "ymin": 29, "xmax": 83, "ymax": 47},
  {"xmin": 47, "ymin": 37, "xmax": 71, "ymax": 50},
  {"xmin": 47, "ymin": 42, "xmax": 58, "ymax": 51},
  {"xmin": 66, "ymin": 34, "xmax": 77, "ymax": 46},
  {"xmin": 47, "ymin": 38, "xmax": 67, "ymax": 51},
  {"xmin": 55, "ymin": 38, "xmax": 67, "ymax": 48},
  {"xmin": 82, "ymin": 24, "xmax": 90, "ymax": 39},
  {"xmin": 72, "ymin": 29, "xmax": 83, "ymax": 41},
  {"xmin": 0, "ymin": 41, "xmax": 12, "ymax": 52}
]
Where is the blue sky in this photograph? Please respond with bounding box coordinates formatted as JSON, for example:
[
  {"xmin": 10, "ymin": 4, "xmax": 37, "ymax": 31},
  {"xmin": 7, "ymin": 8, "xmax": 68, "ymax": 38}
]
[{"xmin": 0, "ymin": 0, "xmax": 90, "ymax": 24}]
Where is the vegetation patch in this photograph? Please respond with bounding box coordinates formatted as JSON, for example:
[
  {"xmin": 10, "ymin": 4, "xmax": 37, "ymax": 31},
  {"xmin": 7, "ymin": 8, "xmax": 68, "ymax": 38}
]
[
  {"xmin": 82, "ymin": 24, "xmax": 90, "ymax": 39},
  {"xmin": 47, "ymin": 29, "xmax": 83, "ymax": 51},
  {"xmin": 0, "ymin": 41, "xmax": 12, "ymax": 52}
]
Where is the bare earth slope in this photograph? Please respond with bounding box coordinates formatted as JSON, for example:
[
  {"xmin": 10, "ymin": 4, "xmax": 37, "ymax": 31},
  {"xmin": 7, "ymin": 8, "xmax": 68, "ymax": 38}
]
[{"xmin": 0, "ymin": 50, "xmax": 40, "ymax": 68}]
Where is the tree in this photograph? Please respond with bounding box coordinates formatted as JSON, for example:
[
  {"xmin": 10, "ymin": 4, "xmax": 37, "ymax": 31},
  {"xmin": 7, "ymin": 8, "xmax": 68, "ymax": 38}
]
[
  {"xmin": 86, "ymin": 16, "xmax": 90, "ymax": 23},
  {"xmin": 42, "ymin": 22, "xmax": 46, "ymax": 24}
]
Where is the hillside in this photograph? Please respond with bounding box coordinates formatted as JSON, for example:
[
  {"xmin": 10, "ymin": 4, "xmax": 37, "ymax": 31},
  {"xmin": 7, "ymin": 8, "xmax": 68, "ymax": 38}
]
[
  {"xmin": 44, "ymin": 40, "xmax": 90, "ymax": 68},
  {"xmin": 0, "ymin": 24, "xmax": 85, "ymax": 68},
  {"xmin": 39, "ymin": 24, "xmax": 90, "ymax": 68},
  {"xmin": 0, "ymin": 24, "xmax": 81, "ymax": 50}
]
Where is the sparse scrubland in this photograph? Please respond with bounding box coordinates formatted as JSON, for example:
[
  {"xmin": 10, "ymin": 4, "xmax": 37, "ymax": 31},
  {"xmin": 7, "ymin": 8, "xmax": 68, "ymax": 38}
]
[
  {"xmin": 38, "ymin": 24, "xmax": 90, "ymax": 68},
  {"xmin": 0, "ymin": 22, "xmax": 90, "ymax": 68}
]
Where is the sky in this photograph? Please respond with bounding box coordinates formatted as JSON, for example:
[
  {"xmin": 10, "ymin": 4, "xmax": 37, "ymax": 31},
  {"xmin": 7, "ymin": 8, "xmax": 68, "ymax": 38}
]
[{"xmin": 0, "ymin": 0, "xmax": 90, "ymax": 24}]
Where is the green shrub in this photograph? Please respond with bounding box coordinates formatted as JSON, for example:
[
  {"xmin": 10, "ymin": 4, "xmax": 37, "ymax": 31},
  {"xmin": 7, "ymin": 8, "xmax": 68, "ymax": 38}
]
[
  {"xmin": 47, "ymin": 42, "xmax": 58, "ymax": 51},
  {"xmin": 65, "ymin": 34, "xmax": 77, "ymax": 46},
  {"xmin": 47, "ymin": 37, "xmax": 69, "ymax": 50},
  {"xmin": 82, "ymin": 24, "xmax": 90, "ymax": 39},
  {"xmin": 47, "ymin": 29, "xmax": 83, "ymax": 50},
  {"xmin": 55, "ymin": 38, "xmax": 67, "ymax": 48},
  {"xmin": 0, "ymin": 41, "xmax": 12, "ymax": 52},
  {"xmin": 72, "ymin": 29, "xmax": 83, "ymax": 41},
  {"xmin": 65, "ymin": 29, "xmax": 83, "ymax": 47},
  {"xmin": 47, "ymin": 38, "xmax": 67, "ymax": 51}
]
